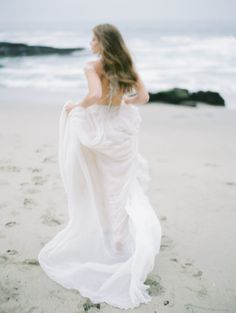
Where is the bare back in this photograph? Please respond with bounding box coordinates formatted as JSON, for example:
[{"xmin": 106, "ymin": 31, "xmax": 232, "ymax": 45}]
[{"xmin": 93, "ymin": 60, "xmax": 125, "ymax": 106}]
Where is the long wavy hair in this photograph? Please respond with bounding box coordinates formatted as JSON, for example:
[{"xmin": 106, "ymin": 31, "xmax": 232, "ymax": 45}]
[{"xmin": 92, "ymin": 23, "xmax": 139, "ymax": 94}]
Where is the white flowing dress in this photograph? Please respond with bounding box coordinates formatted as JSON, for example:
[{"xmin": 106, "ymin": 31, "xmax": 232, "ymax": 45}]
[{"xmin": 38, "ymin": 83, "xmax": 162, "ymax": 310}]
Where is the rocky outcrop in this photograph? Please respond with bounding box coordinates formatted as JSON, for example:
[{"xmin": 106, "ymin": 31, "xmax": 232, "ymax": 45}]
[
  {"xmin": 189, "ymin": 91, "xmax": 225, "ymax": 105},
  {"xmin": 149, "ymin": 88, "xmax": 225, "ymax": 106},
  {"xmin": 0, "ymin": 42, "xmax": 85, "ymax": 57}
]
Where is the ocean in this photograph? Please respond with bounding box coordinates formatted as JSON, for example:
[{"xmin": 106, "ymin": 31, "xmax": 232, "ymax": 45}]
[{"xmin": 0, "ymin": 19, "xmax": 235, "ymax": 108}]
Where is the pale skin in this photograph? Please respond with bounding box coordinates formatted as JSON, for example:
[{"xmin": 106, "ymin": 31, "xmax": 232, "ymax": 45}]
[{"xmin": 65, "ymin": 33, "xmax": 150, "ymax": 113}]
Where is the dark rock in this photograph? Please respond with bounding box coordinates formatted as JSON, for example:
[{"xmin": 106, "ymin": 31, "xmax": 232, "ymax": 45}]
[
  {"xmin": 189, "ymin": 91, "xmax": 225, "ymax": 106},
  {"xmin": 0, "ymin": 42, "xmax": 85, "ymax": 57},
  {"xmin": 149, "ymin": 88, "xmax": 190, "ymax": 104},
  {"xmin": 148, "ymin": 88, "xmax": 225, "ymax": 106}
]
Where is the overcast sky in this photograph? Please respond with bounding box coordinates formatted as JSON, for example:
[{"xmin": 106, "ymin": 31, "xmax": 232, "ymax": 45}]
[{"xmin": 0, "ymin": 0, "xmax": 235, "ymax": 23}]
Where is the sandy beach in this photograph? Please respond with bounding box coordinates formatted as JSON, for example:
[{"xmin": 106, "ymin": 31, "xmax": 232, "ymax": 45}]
[{"xmin": 0, "ymin": 88, "xmax": 236, "ymax": 312}]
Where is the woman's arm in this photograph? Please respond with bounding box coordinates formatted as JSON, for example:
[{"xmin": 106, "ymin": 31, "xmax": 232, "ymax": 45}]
[
  {"xmin": 123, "ymin": 67, "xmax": 149, "ymax": 105},
  {"xmin": 75, "ymin": 61, "xmax": 102, "ymax": 108}
]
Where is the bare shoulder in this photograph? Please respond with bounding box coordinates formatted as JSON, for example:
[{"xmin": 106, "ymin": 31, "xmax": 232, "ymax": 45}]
[{"xmin": 84, "ymin": 60, "xmax": 102, "ymax": 74}]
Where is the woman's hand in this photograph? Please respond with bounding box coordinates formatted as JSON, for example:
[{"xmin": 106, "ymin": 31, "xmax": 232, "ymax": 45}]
[
  {"xmin": 123, "ymin": 95, "xmax": 134, "ymax": 105},
  {"xmin": 65, "ymin": 100, "xmax": 78, "ymax": 113}
]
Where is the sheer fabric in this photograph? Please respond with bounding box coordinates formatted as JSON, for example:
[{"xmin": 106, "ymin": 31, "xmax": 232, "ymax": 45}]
[{"xmin": 38, "ymin": 99, "xmax": 162, "ymax": 309}]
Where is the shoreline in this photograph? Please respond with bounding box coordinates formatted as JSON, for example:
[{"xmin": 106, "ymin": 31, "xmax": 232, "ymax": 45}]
[{"xmin": 0, "ymin": 86, "xmax": 235, "ymax": 110}]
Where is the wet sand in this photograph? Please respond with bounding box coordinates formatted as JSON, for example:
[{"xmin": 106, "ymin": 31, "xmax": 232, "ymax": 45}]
[{"xmin": 0, "ymin": 89, "xmax": 236, "ymax": 312}]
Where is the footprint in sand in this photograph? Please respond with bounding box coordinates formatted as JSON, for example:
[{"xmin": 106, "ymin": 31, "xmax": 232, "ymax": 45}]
[
  {"xmin": 0, "ymin": 282, "xmax": 19, "ymax": 304},
  {"xmin": 23, "ymin": 198, "xmax": 36, "ymax": 210},
  {"xmin": 160, "ymin": 216, "xmax": 167, "ymax": 221},
  {"xmin": 32, "ymin": 168, "xmax": 43, "ymax": 173},
  {"xmin": 184, "ymin": 285, "xmax": 208, "ymax": 299},
  {"xmin": 31, "ymin": 175, "xmax": 47, "ymax": 185},
  {"xmin": 23, "ymin": 259, "xmax": 39, "ymax": 266},
  {"xmin": 185, "ymin": 303, "xmax": 228, "ymax": 312},
  {"xmin": 145, "ymin": 274, "xmax": 165, "ymax": 296},
  {"xmin": 224, "ymin": 181, "xmax": 236, "ymax": 186},
  {"xmin": 160, "ymin": 235, "xmax": 174, "ymax": 251},
  {"xmin": 35, "ymin": 144, "xmax": 51, "ymax": 154},
  {"xmin": 204, "ymin": 162, "xmax": 220, "ymax": 167},
  {"xmin": 170, "ymin": 258, "xmax": 203, "ymax": 279},
  {"xmin": 192, "ymin": 270, "xmax": 203, "ymax": 278},
  {"xmin": 42, "ymin": 156, "xmax": 57, "ymax": 163},
  {"xmin": 27, "ymin": 167, "xmax": 43, "ymax": 173},
  {"xmin": 5, "ymin": 221, "xmax": 17, "ymax": 227},
  {"xmin": 35, "ymin": 148, "xmax": 43, "ymax": 153},
  {"xmin": 82, "ymin": 298, "xmax": 101, "ymax": 312},
  {"xmin": 0, "ymin": 165, "xmax": 21, "ymax": 172},
  {"xmin": 41, "ymin": 212, "xmax": 63, "ymax": 226},
  {"xmin": 6, "ymin": 249, "xmax": 18, "ymax": 255}
]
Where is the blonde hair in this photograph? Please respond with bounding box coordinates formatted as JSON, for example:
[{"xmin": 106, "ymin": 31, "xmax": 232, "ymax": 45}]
[{"xmin": 92, "ymin": 23, "xmax": 139, "ymax": 94}]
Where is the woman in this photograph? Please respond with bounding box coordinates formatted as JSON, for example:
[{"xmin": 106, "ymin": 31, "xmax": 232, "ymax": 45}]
[{"xmin": 38, "ymin": 23, "xmax": 162, "ymax": 310}]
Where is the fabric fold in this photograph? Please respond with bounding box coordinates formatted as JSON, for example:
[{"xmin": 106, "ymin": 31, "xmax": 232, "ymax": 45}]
[{"xmin": 38, "ymin": 102, "xmax": 162, "ymax": 310}]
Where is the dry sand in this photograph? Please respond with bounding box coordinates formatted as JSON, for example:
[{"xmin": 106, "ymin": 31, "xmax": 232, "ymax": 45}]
[{"xmin": 0, "ymin": 89, "xmax": 236, "ymax": 312}]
